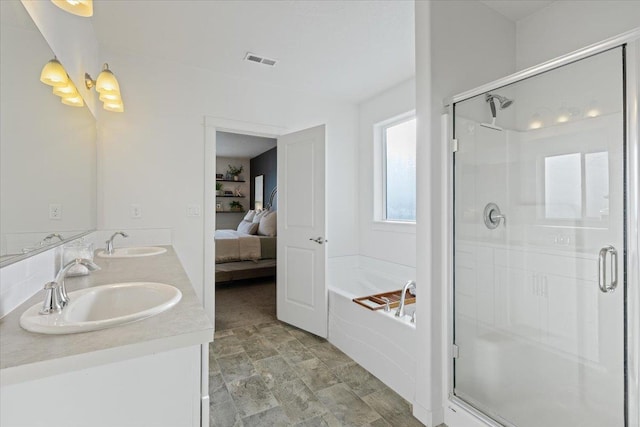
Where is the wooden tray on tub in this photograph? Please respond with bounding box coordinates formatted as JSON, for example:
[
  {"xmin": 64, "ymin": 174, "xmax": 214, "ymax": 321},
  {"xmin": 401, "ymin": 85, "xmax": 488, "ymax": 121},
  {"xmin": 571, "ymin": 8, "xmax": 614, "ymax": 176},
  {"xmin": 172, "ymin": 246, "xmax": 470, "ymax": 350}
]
[{"xmin": 353, "ymin": 289, "xmax": 415, "ymax": 311}]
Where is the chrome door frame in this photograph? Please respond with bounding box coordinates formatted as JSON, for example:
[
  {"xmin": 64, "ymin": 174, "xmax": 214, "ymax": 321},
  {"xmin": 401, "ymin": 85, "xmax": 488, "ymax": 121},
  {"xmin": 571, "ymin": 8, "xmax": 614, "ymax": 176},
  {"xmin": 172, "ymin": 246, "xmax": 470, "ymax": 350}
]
[{"xmin": 444, "ymin": 28, "xmax": 640, "ymax": 427}]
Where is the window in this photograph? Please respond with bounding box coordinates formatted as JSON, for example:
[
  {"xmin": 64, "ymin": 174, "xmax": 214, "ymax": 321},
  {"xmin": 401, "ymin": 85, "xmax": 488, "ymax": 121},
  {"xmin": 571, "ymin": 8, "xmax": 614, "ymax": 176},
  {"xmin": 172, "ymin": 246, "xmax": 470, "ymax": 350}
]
[{"xmin": 380, "ymin": 115, "xmax": 416, "ymax": 222}]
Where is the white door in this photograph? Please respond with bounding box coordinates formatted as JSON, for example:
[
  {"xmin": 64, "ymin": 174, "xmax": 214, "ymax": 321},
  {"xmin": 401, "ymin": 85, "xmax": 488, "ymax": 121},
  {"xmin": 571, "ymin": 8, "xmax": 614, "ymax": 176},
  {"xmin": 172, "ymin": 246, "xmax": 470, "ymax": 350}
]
[{"xmin": 277, "ymin": 125, "xmax": 327, "ymax": 337}]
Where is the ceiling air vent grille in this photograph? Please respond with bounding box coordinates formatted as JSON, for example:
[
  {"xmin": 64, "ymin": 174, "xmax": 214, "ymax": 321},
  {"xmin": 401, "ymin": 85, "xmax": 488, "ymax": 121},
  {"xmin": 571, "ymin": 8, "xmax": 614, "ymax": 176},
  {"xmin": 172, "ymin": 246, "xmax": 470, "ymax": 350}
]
[{"xmin": 244, "ymin": 52, "xmax": 277, "ymax": 67}]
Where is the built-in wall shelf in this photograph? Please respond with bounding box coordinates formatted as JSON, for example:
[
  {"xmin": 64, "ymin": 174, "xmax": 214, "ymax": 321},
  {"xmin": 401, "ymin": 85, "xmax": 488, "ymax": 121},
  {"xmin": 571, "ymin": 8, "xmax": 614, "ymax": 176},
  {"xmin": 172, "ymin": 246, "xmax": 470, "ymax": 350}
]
[{"xmin": 216, "ymin": 179, "xmax": 246, "ymax": 183}]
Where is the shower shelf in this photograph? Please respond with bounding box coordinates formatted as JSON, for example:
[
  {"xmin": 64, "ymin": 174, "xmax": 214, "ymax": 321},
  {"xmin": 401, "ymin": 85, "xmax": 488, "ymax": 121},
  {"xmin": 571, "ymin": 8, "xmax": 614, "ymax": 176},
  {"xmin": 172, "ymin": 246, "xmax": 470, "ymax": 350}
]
[{"xmin": 353, "ymin": 289, "xmax": 415, "ymax": 311}]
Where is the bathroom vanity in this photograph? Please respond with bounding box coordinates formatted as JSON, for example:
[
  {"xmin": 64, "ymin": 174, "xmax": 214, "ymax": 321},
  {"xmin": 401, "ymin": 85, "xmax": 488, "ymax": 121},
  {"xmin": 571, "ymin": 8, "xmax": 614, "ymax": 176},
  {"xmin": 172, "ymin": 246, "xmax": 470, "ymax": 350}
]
[{"xmin": 0, "ymin": 246, "xmax": 213, "ymax": 427}]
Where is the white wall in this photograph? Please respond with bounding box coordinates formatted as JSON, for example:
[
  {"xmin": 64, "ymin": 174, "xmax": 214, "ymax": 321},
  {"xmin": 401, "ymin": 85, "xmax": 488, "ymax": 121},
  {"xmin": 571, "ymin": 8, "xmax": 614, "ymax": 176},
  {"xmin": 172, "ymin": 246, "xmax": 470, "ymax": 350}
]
[
  {"xmin": 98, "ymin": 49, "xmax": 359, "ymax": 301},
  {"xmin": 414, "ymin": 1, "xmax": 516, "ymax": 425},
  {"xmin": 516, "ymin": 0, "xmax": 640, "ymax": 70},
  {"xmin": 357, "ymin": 78, "xmax": 416, "ymax": 267}
]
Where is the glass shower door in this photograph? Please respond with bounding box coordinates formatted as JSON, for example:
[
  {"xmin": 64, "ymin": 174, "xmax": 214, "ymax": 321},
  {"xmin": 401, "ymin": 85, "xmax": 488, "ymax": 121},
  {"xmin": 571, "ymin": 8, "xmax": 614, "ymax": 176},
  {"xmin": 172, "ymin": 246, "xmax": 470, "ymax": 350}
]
[{"xmin": 453, "ymin": 47, "xmax": 625, "ymax": 427}]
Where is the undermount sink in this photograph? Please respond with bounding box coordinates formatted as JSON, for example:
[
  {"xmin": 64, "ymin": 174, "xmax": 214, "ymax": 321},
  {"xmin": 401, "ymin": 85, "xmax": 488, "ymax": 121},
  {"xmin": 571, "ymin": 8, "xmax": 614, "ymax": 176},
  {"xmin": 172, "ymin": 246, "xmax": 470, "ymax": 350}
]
[
  {"xmin": 96, "ymin": 246, "xmax": 167, "ymax": 258},
  {"xmin": 20, "ymin": 282, "xmax": 182, "ymax": 334}
]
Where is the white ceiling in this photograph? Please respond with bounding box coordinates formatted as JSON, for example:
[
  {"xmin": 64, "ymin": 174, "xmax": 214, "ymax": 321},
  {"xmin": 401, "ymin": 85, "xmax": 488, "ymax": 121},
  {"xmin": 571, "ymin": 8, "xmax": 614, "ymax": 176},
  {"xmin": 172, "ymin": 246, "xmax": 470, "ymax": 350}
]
[
  {"xmin": 216, "ymin": 132, "xmax": 276, "ymax": 159},
  {"xmin": 91, "ymin": 0, "xmax": 415, "ymax": 104},
  {"xmin": 479, "ymin": 0, "xmax": 555, "ymax": 22}
]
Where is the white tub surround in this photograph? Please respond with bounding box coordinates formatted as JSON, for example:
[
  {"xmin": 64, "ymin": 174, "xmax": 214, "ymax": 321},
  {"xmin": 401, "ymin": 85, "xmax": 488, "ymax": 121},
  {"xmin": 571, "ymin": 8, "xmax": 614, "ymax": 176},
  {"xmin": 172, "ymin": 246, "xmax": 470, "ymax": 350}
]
[
  {"xmin": 0, "ymin": 246, "xmax": 213, "ymax": 427},
  {"xmin": 328, "ymin": 255, "xmax": 417, "ymax": 402}
]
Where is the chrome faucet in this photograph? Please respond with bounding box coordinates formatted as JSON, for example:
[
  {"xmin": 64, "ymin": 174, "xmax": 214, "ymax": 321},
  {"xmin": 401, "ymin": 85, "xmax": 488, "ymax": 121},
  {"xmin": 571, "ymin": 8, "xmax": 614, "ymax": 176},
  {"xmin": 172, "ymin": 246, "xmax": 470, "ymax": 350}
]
[
  {"xmin": 395, "ymin": 280, "xmax": 416, "ymax": 318},
  {"xmin": 40, "ymin": 258, "xmax": 100, "ymax": 314},
  {"xmin": 105, "ymin": 231, "xmax": 128, "ymax": 254}
]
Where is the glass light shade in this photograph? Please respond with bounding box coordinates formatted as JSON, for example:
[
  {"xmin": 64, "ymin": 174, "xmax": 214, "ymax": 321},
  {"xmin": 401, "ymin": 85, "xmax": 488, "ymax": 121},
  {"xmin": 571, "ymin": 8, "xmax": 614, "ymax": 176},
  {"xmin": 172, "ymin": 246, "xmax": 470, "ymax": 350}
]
[
  {"xmin": 529, "ymin": 113, "xmax": 543, "ymax": 130},
  {"xmin": 40, "ymin": 59, "xmax": 68, "ymax": 87},
  {"xmin": 51, "ymin": 0, "xmax": 93, "ymax": 17},
  {"xmin": 99, "ymin": 91, "xmax": 121, "ymax": 102},
  {"xmin": 95, "ymin": 69, "xmax": 120, "ymax": 94},
  {"xmin": 52, "ymin": 81, "xmax": 78, "ymax": 97},
  {"xmin": 103, "ymin": 100, "xmax": 124, "ymax": 113},
  {"xmin": 61, "ymin": 95, "xmax": 84, "ymax": 107}
]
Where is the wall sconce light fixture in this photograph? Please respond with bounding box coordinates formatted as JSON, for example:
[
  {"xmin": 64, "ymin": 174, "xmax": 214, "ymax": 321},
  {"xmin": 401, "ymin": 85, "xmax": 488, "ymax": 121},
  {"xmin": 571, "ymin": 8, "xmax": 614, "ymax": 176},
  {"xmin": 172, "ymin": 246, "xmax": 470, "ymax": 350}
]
[
  {"xmin": 40, "ymin": 58, "xmax": 84, "ymax": 107},
  {"xmin": 51, "ymin": 0, "xmax": 93, "ymax": 17},
  {"xmin": 85, "ymin": 63, "xmax": 124, "ymax": 112}
]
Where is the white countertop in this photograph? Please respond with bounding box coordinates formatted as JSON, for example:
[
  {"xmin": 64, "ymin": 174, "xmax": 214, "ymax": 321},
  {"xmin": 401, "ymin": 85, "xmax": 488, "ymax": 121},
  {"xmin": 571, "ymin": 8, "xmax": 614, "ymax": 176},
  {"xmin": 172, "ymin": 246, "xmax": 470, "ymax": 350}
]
[{"xmin": 0, "ymin": 246, "xmax": 213, "ymax": 385}]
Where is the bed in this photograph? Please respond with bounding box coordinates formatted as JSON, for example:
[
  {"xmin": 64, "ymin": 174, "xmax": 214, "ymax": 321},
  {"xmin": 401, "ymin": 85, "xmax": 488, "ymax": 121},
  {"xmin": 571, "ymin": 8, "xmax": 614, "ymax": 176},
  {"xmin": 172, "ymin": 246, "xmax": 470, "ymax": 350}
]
[{"xmin": 215, "ymin": 208, "xmax": 277, "ymax": 284}]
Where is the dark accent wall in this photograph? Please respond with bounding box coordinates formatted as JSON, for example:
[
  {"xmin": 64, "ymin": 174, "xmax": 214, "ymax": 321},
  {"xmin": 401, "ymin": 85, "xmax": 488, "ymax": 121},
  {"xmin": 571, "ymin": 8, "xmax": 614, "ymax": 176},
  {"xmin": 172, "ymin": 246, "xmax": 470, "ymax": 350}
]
[{"xmin": 250, "ymin": 147, "xmax": 277, "ymax": 210}]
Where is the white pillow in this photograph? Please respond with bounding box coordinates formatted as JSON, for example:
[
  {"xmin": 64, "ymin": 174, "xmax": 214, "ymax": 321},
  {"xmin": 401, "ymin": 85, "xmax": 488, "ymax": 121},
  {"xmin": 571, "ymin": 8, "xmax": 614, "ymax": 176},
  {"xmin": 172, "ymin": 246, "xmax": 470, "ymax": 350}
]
[
  {"xmin": 243, "ymin": 210, "xmax": 256, "ymax": 222},
  {"xmin": 252, "ymin": 209, "xmax": 269, "ymax": 224},
  {"xmin": 258, "ymin": 211, "xmax": 277, "ymax": 236},
  {"xmin": 237, "ymin": 220, "xmax": 259, "ymax": 235}
]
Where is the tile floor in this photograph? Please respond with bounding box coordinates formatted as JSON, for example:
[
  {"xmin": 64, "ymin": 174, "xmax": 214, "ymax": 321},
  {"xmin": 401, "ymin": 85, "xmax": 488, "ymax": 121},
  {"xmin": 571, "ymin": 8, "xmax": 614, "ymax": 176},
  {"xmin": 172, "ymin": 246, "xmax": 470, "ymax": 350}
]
[{"xmin": 211, "ymin": 279, "xmax": 426, "ymax": 427}]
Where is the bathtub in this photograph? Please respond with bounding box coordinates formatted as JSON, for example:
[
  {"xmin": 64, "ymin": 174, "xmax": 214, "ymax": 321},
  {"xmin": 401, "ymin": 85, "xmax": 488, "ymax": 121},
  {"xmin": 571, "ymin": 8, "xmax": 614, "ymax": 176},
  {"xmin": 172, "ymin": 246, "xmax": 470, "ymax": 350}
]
[{"xmin": 328, "ymin": 255, "xmax": 416, "ymax": 402}]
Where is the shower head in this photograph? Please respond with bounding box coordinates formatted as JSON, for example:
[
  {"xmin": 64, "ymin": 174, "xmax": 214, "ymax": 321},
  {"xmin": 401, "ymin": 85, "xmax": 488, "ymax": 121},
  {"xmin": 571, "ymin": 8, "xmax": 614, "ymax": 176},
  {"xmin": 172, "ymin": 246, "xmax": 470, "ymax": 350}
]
[{"xmin": 486, "ymin": 93, "xmax": 513, "ymax": 110}]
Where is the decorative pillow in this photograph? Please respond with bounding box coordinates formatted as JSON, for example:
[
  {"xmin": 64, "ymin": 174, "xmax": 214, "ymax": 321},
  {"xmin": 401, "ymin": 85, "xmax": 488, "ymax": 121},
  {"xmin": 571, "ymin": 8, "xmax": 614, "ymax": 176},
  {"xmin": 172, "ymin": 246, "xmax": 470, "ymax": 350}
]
[
  {"xmin": 243, "ymin": 210, "xmax": 256, "ymax": 222},
  {"xmin": 252, "ymin": 209, "xmax": 269, "ymax": 224},
  {"xmin": 258, "ymin": 211, "xmax": 277, "ymax": 236},
  {"xmin": 237, "ymin": 220, "xmax": 259, "ymax": 235}
]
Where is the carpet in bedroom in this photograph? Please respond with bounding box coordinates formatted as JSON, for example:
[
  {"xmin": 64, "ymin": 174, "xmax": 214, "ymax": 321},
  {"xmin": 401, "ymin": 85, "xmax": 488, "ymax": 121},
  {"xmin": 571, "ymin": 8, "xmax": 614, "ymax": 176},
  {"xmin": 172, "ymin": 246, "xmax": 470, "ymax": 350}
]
[{"xmin": 215, "ymin": 278, "xmax": 277, "ymax": 330}]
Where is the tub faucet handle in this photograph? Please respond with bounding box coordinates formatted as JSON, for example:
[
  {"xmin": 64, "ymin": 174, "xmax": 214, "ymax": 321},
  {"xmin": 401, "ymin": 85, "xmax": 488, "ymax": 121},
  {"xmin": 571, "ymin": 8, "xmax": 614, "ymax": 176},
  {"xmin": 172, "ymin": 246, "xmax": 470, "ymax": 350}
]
[
  {"xmin": 381, "ymin": 297, "xmax": 391, "ymax": 312},
  {"xmin": 410, "ymin": 311, "xmax": 416, "ymax": 324}
]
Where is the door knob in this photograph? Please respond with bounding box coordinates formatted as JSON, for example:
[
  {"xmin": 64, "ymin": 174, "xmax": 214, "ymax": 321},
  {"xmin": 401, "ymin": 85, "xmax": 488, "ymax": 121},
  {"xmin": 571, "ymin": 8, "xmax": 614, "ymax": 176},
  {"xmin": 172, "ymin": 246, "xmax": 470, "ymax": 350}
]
[{"xmin": 309, "ymin": 237, "xmax": 327, "ymax": 244}]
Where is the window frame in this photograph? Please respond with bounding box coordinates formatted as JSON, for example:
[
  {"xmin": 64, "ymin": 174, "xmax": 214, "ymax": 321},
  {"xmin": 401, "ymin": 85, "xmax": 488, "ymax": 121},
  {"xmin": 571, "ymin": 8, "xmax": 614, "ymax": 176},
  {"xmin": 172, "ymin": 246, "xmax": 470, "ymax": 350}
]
[{"xmin": 373, "ymin": 110, "xmax": 417, "ymax": 229}]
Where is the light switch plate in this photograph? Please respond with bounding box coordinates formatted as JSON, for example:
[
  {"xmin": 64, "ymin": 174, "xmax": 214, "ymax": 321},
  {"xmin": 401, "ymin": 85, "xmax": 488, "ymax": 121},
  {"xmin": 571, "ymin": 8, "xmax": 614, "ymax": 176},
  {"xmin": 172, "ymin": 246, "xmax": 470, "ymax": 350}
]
[{"xmin": 187, "ymin": 204, "xmax": 201, "ymax": 217}]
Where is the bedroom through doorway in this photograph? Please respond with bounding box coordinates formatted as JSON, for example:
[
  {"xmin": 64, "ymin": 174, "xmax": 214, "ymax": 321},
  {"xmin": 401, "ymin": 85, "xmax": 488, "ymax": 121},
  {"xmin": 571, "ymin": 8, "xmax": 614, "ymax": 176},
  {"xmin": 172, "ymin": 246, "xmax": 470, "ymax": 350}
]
[{"xmin": 214, "ymin": 131, "xmax": 278, "ymax": 330}]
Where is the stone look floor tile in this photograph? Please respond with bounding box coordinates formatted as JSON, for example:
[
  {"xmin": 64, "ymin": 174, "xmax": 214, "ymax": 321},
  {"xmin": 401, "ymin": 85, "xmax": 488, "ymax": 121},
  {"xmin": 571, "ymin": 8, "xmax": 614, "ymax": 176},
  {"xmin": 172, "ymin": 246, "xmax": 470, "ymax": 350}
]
[
  {"xmin": 288, "ymin": 327, "xmax": 327, "ymax": 346},
  {"xmin": 212, "ymin": 335, "xmax": 245, "ymax": 358},
  {"xmin": 260, "ymin": 325, "xmax": 297, "ymax": 346},
  {"xmin": 307, "ymin": 342, "xmax": 353, "ymax": 369},
  {"xmin": 293, "ymin": 358, "xmax": 341, "ymax": 392},
  {"xmin": 209, "ymin": 372, "xmax": 233, "ymax": 405},
  {"xmin": 362, "ymin": 388, "xmax": 424, "ymax": 427},
  {"xmin": 253, "ymin": 355, "xmax": 299, "ymax": 389},
  {"xmin": 294, "ymin": 411, "xmax": 343, "ymax": 427},
  {"xmin": 241, "ymin": 406, "xmax": 291, "ymax": 427},
  {"xmin": 231, "ymin": 325, "xmax": 261, "ymax": 340},
  {"xmin": 227, "ymin": 374, "xmax": 280, "ymax": 418},
  {"xmin": 275, "ymin": 339, "xmax": 316, "ymax": 365},
  {"xmin": 332, "ymin": 362, "xmax": 386, "ymax": 397},
  {"xmin": 241, "ymin": 336, "xmax": 279, "ymax": 362},
  {"xmin": 213, "ymin": 280, "xmax": 425, "ymax": 427},
  {"xmin": 316, "ymin": 383, "xmax": 382, "ymax": 426},
  {"xmin": 217, "ymin": 352, "xmax": 257, "ymax": 383},
  {"xmin": 272, "ymin": 378, "xmax": 329, "ymax": 423},
  {"xmin": 209, "ymin": 400, "xmax": 242, "ymax": 427}
]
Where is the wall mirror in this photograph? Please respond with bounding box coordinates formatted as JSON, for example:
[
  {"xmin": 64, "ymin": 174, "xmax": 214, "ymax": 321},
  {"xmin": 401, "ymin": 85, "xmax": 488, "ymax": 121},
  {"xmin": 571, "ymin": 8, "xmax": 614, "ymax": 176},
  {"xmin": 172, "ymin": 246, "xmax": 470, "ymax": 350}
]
[
  {"xmin": 254, "ymin": 175, "xmax": 264, "ymax": 210},
  {"xmin": 0, "ymin": 1, "xmax": 97, "ymax": 267}
]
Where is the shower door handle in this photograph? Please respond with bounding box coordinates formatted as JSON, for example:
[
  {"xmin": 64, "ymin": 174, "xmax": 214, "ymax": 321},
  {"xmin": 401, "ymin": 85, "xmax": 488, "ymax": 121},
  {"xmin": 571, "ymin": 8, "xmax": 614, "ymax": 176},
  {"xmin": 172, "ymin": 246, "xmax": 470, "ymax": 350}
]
[{"xmin": 598, "ymin": 245, "xmax": 618, "ymax": 293}]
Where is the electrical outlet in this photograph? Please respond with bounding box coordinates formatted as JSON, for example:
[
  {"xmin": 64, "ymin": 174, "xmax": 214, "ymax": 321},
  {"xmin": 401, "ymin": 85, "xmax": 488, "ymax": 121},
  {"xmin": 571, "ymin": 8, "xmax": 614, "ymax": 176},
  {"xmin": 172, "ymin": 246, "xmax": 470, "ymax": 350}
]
[
  {"xmin": 130, "ymin": 204, "xmax": 142, "ymax": 219},
  {"xmin": 49, "ymin": 204, "xmax": 62, "ymax": 220},
  {"xmin": 187, "ymin": 204, "xmax": 201, "ymax": 217}
]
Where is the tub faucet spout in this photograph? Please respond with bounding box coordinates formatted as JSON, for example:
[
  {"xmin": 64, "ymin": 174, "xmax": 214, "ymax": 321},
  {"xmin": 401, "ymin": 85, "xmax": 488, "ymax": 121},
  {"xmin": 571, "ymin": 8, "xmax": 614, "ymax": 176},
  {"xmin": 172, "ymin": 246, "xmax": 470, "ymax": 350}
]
[{"xmin": 395, "ymin": 280, "xmax": 416, "ymax": 318}]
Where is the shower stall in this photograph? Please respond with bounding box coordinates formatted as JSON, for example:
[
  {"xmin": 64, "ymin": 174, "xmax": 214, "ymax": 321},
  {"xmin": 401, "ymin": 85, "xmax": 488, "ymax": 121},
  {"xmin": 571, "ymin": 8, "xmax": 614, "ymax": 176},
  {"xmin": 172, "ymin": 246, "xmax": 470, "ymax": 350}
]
[{"xmin": 446, "ymin": 33, "xmax": 639, "ymax": 427}]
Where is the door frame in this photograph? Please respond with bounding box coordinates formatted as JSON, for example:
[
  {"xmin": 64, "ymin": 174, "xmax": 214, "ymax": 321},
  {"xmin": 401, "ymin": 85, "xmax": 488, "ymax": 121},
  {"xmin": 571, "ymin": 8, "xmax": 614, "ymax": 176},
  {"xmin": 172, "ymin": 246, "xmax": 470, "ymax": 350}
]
[
  {"xmin": 203, "ymin": 116, "xmax": 288, "ymax": 328},
  {"xmin": 439, "ymin": 29, "xmax": 640, "ymax": 427}
]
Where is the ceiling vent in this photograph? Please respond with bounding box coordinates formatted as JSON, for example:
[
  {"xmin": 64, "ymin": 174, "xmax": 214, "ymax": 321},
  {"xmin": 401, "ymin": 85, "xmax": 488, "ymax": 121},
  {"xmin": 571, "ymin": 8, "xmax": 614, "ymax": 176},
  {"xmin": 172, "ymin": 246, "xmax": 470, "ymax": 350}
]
[{"xmin": 244, "ymin": 52, "xmax": 277, "ymax": 67}]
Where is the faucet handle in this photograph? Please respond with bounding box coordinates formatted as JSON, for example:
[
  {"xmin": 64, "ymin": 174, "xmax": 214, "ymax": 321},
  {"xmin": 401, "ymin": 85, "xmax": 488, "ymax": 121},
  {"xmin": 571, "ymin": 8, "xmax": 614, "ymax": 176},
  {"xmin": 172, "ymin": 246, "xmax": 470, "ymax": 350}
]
[
  {"xmin": 410, "ymin": 311, "xmax": 416, "ymax": 324},
  {"xmin": 380, "ymin": 297, "xmax": 391, "ymax": 312},
  {"xmin": 39, "ymin": 282, "xmax": 63, "ymax": 315}
]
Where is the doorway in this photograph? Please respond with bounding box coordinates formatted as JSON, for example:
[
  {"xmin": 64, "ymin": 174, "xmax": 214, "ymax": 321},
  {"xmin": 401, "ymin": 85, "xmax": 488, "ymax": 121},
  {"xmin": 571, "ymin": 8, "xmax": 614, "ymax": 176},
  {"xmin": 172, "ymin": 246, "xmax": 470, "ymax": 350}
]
[
  {"xmin": 214, "ymin": 131, "xmax": 278, "ymax": 330},
  {"xmin": 203, "ymin": 118, "xmax": 328, "ymax": 338}
]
